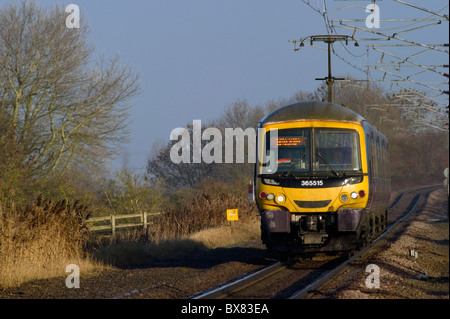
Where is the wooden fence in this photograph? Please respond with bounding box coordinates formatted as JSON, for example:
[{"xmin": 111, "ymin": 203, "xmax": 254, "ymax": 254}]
[{"xmin": 86, "ymin": 212, "xmax": 160, "ymax": 235}]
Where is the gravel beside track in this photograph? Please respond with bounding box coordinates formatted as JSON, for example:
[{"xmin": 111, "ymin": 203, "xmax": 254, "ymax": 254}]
[{"xmin": 310, "ymin": 187, "xmax": 449, "ymax": 299}]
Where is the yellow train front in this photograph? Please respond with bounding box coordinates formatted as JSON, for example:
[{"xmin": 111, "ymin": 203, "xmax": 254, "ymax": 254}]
[{"xmin": 255, "ymin": 101, "xmax": 391, "ymax": 255}]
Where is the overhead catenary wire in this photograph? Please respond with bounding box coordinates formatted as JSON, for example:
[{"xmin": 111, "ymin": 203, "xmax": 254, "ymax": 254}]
[{"xmin": 296, "ymin": 0, "xmax": 448, "ymax": 130}]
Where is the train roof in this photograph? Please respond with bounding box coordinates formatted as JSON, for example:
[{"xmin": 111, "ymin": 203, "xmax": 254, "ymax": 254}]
[{"xmin": 258, "ymin": 101, "xmax": 367, "ymax": 127}]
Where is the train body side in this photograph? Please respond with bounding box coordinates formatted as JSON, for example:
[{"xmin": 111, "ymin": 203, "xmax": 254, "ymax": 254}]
[{"xmin": 363, "ymin": 123, "xmax": 391, "ymax": 215}]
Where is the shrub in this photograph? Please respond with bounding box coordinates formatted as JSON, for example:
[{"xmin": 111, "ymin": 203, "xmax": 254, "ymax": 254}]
[
  {"xmin": 148, "ymin": 182, "xmax": 259, "ymax": 241},
  {"xmin": 0, "ymin": 196, "xmax": 93, "ymax": 288}
]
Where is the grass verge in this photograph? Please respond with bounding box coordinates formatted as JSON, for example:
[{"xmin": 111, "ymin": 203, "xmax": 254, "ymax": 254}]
[
  {"xmin": 91, "ymin": 220, "xmax": 260, "ymax": 266},
  {"xmin": 0, "ymin": 196, "xmax": 102, "ymax": 288},
  {"xmin": 1, "ymin": 192, "xmax": 261, "ymax": 287}
]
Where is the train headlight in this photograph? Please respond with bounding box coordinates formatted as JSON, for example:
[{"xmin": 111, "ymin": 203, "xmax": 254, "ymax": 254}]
[
  {"xmin": 259, "ymin": 192, "xmax": 267, "ymax": 199},
  {"xmin": 358, "ymin": 190, "xmax": 366, "ymax": 198},
  {"xmin": 340, "ymin": 194, "xmax": 349, "ymax": 202},
  {"xmin": 275, "ymin": 194, "xmax": 285, "ymax": 204},
  {"xmin": 266, "ymin": 193, "xmax": 275, "ymax": 201},
  {"xmin": 350, "ymin": 192, "xmax": 358, "ymax": 199}
]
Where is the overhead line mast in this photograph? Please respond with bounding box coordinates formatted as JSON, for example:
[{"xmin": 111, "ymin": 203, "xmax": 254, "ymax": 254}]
[{"xmin": 289, "ymin": 34, "xmax": 359, "ymax": 103}]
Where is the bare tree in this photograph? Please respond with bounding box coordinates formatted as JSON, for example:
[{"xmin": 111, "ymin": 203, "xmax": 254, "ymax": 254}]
[
  {"xmin": 0, "ymin": 1, "xmax": 140, "ymax": 178},
  {"xmin": 147, "ymin": 123, "xmax": 217, "ymax": 190},
  {"xmin": 215, "ymin": 99, "xmax": 264, "ymax": 129}
]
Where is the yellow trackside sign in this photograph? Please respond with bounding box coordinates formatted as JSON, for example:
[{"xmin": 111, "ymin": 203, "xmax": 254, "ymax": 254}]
[{"xmin": 227, "ymin": 209, "xmax": 239, "ymax": 221}]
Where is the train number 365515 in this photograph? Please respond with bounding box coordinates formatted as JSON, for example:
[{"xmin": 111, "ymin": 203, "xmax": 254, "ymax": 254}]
[{"xmin": 301, "ymin": 180, "xmax": 324, "ymax": 186}]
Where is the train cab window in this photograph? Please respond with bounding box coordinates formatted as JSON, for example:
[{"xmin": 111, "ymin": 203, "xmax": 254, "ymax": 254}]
[
  {"xmin": 385, "ymin": 141, "xmax": 389, "ymax": 176},
  {"xmin": 262, "ymin": 128, "xmax": 361, "ymax": 176},
  {"xmin": 370, "ymin": 133, "xmax": 377, "ymax": 178},
  {"xmin": 377, "ymin": 136, "xmax": 382, "ymax": 178},
  {"xmin": 263, "ymin": 128, "xmax": 311, "ymax": 175},
  {"xmin": 382, "ymin": 140, "xmax": 386, "ymax": 178},
  {"xmin": 314, "ymin": 129, "xmax": 361, "ymax": 172}
]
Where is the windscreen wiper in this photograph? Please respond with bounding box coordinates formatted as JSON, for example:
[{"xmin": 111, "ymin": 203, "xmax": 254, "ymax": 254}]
[
  {"xmin": 316, "ymin": 151, "xmax": 341, "ymax": 177},
  {"xmin": 283, "ymin": 152, "xmax": 306, "ymax": 177}
]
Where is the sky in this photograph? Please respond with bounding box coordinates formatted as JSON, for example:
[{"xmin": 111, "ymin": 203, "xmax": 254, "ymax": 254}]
[{"xmin": 1, "ymin": 0, "xmax": 448, "ymax": 173}]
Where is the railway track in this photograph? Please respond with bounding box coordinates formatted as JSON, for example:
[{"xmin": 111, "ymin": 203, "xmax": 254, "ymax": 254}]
[
  {"xmin": 192, "ymin": 254, "xmax": 345, "ymax": 299},
  {"xmin": 192, "ymin": 184, "xmax": 442, "ymax": 299}
]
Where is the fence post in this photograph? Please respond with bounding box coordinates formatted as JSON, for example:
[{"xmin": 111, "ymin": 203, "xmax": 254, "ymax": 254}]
[
  {"xmin": 111, "ymin": 215, "xmax": 116, "ymax": 236},
  {"xmin": 143, "ymin": 212, "xmax": 147, "ymax": 230}
]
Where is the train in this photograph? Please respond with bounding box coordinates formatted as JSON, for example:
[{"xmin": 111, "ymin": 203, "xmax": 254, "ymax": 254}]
[{"xmin": 254, "ymin": 101, "xmax": 391, "ymax": 257}]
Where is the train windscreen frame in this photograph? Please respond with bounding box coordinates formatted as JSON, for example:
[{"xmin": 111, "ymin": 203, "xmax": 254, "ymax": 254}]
[{"xmin": 262, "ymin": 128, "xmax": 361, "ymax": 176}]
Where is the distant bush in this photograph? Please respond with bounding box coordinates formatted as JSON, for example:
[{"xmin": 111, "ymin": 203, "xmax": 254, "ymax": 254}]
[
  {"xmin": 389, "ymin": 131, "xmax": 449, "ymax": 187},
  {"xmin": 148, "ymin": 180, "xmax": 259, "ymax": 241}
]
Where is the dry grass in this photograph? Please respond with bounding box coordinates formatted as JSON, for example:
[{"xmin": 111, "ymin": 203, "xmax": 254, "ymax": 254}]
[
  {"xmin": 90, "ymin": 188, "xmax": 261, "ymax": 266},
  {"xmin": 90, "ymin": 219, "xmax": 260, "ymax": 265},
  {"xmin": 0, "ymin": 196, "xmax": 102, "ymax": 288},
  {"xmin": 189, "ymin": 221, "xmax": 260, "ymax": 248},
  {"xmin": 148, "ymin": 189, "xmax": 259, "ymax": 241},
  {"xmin": 0, "ymin": 186, "xmax": 262, "ymax": 287}
]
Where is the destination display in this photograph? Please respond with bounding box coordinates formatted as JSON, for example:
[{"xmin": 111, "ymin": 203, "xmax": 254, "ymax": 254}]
[{"xmin": 272, "ymin": 136, "xmax": 307, "ymax": 147}]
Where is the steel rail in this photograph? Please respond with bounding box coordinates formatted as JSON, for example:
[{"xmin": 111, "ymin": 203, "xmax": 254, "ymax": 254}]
[{"xmin": 191, "ymin": 262, "xmax": 286, "ymax": 299}]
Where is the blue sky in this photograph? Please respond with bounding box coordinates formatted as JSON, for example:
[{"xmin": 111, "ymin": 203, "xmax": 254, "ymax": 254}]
[
  {"xmin": 81, "ymin": 0, "xmax": 330, "ymax": 171},
  {"xmin": 2, "ymin": 0, "xmax": 448, "ymax": 172}
]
